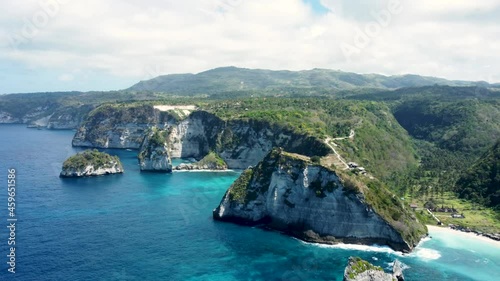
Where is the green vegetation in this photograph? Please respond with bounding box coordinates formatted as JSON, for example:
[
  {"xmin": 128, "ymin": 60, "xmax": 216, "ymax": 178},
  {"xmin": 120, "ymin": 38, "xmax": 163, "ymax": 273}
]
[
  {"xmin": 228, "ymin": 169, "xmax": 254, "ymax": 204},
  {"xmin": 310, "ymin": 156, "xmax": 321, "ymax": 164},
  {"xmin": 413, "ymin": 192, "xmax": 500, "ymax": 234},
  {"xmin": 359, "ymin": 176, "xmax": 428, "ymax": 246},
  {"xmin": 206, "ymin": 98, "xmax": 417, "ymax": 177},
  {"xmin": 138, "ymin": 128, "xmax": 169, "ymax": 162},
  {"xmin": 455, "ymin": 140, "xmax": 500, "ymax": 208},
  {"xmin": 62, "ymin": 149, "xmax": 122, "ymax": 170},
  {"xmin": 128, "ymin": 67, "xmax": 482, "ymax": 94},
  {"xmin": 345, "ymin": 257, "xmax": 383, "ymax": 280},
  {"xmin": 196, "ymin": 151, "xmax": 227, "ymax": 168},
  {"xmin": 149, "ymin": 128, "xmax": 167, "ymax": 147}
]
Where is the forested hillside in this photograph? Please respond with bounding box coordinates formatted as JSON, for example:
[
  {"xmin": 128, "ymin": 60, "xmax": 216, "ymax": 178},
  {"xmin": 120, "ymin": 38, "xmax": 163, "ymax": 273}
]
[
  {"xmin": 128, "ymin": 66, "xmax": 486, "ymax": 94},
  {"xmin": 456, "ymin": 140, "xmax": 500, "ymax": 208}
]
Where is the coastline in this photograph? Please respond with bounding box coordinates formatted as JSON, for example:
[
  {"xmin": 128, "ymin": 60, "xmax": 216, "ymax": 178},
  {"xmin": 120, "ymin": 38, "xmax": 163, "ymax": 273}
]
[
  {"xmin": 172, "ymin": 169, "xmax": 236, "ymax": 173},
  {"xmin": 426, "ymin": 225, "xmax": 500, "ymax": 247}
]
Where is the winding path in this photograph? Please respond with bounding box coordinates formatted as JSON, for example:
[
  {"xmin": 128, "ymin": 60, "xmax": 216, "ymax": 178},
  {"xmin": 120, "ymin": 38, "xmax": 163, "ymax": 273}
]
[{"xmin": 324, "ymin": 137, "xmax": 350, "ymax": 170}]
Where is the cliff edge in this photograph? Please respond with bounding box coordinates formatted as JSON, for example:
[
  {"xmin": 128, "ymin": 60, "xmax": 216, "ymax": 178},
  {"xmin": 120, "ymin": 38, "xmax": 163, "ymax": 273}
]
[{"xmin": 213, "ymin": 148, "xmax": 427, "ymax": 252}]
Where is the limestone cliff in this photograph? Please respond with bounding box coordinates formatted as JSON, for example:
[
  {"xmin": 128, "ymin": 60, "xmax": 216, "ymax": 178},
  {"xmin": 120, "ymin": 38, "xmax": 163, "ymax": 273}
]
[
  {"xmin": 72, "ymin": 104, "xmax": 163, "ymax": 148},
  {"xmin": 72, "ymin": 104, "xmax": 330, "ymax": 169},
  {"xmin": 47, "ymin": 105, "xmax": 95, "ymax": 130},
  {"xmin": 0, "ymin": 103, "xmax": 94, "ymax": 130},
  {"xmin": 60, "ymin": 150, "xmax": 124, "ymax": 178},
  {"xmin": 343, "ymin": 257, "xmax": 405, "ymax": 281},
  {"xmin": 138, "ymin": 129, "xmax": 172, "ymax": 172},
  {"xmin": 213, "ymin": 148, "xmax": 427, "ymax": 252}
]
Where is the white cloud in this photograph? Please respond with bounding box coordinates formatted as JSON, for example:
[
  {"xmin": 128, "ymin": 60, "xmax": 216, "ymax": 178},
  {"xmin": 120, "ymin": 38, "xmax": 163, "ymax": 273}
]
[
  {"xmin": 58, "ymin": 73, "xmax": 74, "ymax": 81},
  {"xmin": 0, "ymin": 0, "xmax": 499, "ymax": 93}
]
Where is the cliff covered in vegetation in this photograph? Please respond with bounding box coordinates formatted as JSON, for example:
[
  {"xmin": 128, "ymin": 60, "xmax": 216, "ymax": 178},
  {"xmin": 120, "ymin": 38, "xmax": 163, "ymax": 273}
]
[
  {"xmin": 60, "ymin": 150, "xmax": 123, "ymax": 177},
  {"xmin": 213, "ymin": 148, "xmax": 427, "ymax": 252}
]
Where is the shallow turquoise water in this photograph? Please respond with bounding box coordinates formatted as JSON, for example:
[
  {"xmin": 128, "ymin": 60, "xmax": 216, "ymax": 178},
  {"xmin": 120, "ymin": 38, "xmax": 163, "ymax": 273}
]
[{"xmin": 0, "ymin": 125, "xmax": 498, "ymax": 280}]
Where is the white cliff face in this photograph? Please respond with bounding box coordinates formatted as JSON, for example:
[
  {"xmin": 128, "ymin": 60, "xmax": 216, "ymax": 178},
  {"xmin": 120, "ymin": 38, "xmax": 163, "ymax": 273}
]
[
  {"xmin": 218, "ymin": 126, "xmax": 275, "ymax": 169},
  {"xmin": 60, "ymin": 163, "xmax": 123, "ymax": 178},
  {"xmin": 0, "ymin": 112, "xmax": 20, "ymax": 123},
  {"xmin": 168, "ymin": 117, "xmax": 209, "ymax": 158},
  {"xmin": 72, "ymin": 106, "xmax": 330, "ymax": 169},
  {"xmin": 47, "ymin": 112, "xmax": 84, "ymax": 129},
  {"xmin": 138, "ymin": 129, "xmax": 172, "ymax": 173},
  {"xmin": 73, "ymin": 123, "xmax": 149, "ymax": 149},
  {"xmin": 140, "ymin": 150, "xmax": 172, "ymax": 171},
  {"xmin": 214, "ymin": 149, "xmax": 423, "ymax": 252}
]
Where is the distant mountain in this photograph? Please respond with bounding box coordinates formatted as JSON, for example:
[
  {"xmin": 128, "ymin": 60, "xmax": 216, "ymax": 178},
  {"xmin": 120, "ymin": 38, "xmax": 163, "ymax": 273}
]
[
  {"xmin": 128, "ymin": 66, "xmax": 488, "ymax": 94},
  {"xmin": 456, "ymin": 140, "xmax": 500, "ymax": 208}
]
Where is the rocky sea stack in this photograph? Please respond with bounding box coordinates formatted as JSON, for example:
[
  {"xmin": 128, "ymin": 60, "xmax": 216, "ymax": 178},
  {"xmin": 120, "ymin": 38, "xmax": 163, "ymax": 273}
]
[
  {"xmin": 213, "ymin": 148, "xmax": 427, "ymax": 252},
  {"xmin": 60, "ymin": 149, "xmax": 124, "ymax": 178},
  {"xmin": 138, "ymin": 128, "xmax": 172, "ymax": 172},
  {"xmin": 343, "ymin": 257, "xmax": 405, "ymax": 281}
]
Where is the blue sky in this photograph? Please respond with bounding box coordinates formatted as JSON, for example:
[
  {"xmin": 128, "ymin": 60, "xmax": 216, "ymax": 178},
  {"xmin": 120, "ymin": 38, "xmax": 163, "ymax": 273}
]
[
  {"xmin": 1, "ymin": 0, "xmax": 499, "ymax": 94},
  {"xmin": 302, "ymin": 0, "xmax": 330, "ymax": 15}
]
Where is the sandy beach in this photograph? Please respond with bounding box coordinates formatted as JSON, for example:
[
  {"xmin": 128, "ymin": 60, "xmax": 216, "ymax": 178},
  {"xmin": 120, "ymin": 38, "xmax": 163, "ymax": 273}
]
[{"xmin": 427, "ymin": 225, "xmax": 500, "ymax": 247}]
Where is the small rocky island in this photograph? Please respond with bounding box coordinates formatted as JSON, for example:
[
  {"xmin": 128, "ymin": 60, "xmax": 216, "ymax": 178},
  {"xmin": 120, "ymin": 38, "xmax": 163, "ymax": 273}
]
[
  {"xmin": 343, "ymin": 257, "xmax": 405, "ymax": 281},
  {"xmin": 138, "ymin": 128, "xmax": 173, "ymax": 172},
  {"xmin": 213, "ymin": 148, "xmax": 427, "ymax": 252},
  {"xmin": 174, "ymin": 151, "xmax": 228, "ymax": 171},
  {"xmin": 60, "ymin": 149, "xmax": 124, "ymax": 177}
]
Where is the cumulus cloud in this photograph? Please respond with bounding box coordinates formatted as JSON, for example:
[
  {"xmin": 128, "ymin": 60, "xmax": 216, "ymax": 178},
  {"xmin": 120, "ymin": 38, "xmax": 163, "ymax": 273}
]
[{"xmin": 0, "ymin": 0, "xmax": 499, "ymax": 93}]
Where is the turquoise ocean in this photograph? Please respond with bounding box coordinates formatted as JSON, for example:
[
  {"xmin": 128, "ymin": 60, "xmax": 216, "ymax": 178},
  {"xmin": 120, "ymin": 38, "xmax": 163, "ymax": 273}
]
[{"xmin": 0, "ymin": 125, "xmax": 498, "ymax": 280}]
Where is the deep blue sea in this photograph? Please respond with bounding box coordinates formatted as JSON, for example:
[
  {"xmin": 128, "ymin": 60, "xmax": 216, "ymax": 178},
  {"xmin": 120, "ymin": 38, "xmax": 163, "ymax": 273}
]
[{"xmin": 0, "ymin": 125, "xmax": 498, "ymax": 281}]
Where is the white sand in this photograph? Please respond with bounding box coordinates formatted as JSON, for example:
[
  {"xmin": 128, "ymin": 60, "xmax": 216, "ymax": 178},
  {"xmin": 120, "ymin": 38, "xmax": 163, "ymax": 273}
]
[
  {"xmin": 427, "ymin": 225, "xmax": 500, "ymax": 247},
  {"xmin": 154, "ymin": 105, "xmax": 196, "ymax": 111}
]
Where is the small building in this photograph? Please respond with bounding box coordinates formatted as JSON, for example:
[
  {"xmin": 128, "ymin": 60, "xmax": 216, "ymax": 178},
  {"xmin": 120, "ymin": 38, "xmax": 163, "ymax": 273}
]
[
  {"xmin": 410, "ymin": 203, "xmax": 418, "ymax": 211},
  {"xmin": 348, "ymin": 162, "xmax": 359, "ymax": 169}
]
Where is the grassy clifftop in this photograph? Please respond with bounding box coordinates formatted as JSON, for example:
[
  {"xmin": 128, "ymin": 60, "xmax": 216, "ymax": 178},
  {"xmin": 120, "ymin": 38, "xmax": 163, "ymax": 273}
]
[
  {"xmin": 227, "ymin": 148, "xmax": 427, "ymax": 247},
  {"xmin": 206, "ymin": 98, "xmax": 417, "ymax": 178},
  {"xmin": 62, "ymin": 149, "xmax": 123, "ymax": 171}
]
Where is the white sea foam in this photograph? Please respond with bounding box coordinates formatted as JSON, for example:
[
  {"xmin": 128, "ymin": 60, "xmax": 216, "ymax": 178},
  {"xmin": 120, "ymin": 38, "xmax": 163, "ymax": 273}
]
[
  {"xmin": 412, "ymin": 248, "xmax": 441, "ymax": 261},
  {"xmin": 297, "ymin": 240, "xmax": 404, "ymax": 256},
  {"xmin": 172, "ymin": 169, "xmax": 235, "ymax": 173}
]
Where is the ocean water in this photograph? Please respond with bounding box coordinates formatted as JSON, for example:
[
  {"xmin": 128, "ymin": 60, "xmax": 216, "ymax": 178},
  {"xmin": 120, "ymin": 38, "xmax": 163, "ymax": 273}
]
[{"xmin": 0, "ymin": 124, "xmax": 498, "ymax": 281}]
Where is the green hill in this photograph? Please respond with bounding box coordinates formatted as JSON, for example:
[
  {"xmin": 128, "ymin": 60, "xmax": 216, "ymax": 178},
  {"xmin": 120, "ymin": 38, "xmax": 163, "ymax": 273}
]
[
  {"xmin": 128, "ymin": 66, "xmax": 485, "ymax": 94},
  {"xmin": 456, "ymin": 140, "xmax": 500, "ymax": 208}
]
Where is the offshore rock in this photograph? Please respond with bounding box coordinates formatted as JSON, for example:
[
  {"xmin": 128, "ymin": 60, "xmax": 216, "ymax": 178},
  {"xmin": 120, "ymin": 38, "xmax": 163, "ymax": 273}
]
[
  {"xmin": 138, "ymin": 129, "xmax": 172, "ymax": 172},
  {"xmin": 60, "ymin": 150, "xmax": 124, "ymax": 177},
  {"xmin": 343, "ymin": 257, "xmax": 405, "ymax": 281}
]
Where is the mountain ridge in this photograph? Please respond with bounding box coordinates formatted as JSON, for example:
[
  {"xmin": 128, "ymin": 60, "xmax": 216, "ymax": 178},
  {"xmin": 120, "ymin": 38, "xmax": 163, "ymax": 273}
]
[{"xmin": 128, "ymin": 66, "xmax": 495, "ymax": 94}]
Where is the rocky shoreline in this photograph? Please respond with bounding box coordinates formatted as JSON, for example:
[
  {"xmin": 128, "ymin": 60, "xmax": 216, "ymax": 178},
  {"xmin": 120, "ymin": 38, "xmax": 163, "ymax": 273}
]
[
  {"xmin": 343, "ymin": 257, "xmax": 405, "ymax": 281},
  {"xmin": 60, "ymin": 150, "xmax": 124, "ymax": 178}
]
